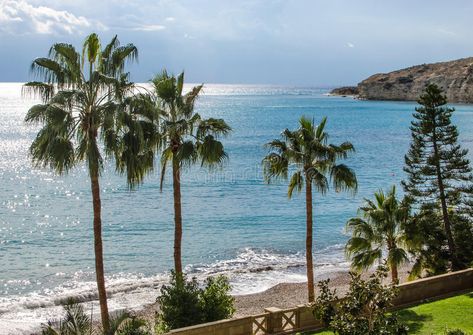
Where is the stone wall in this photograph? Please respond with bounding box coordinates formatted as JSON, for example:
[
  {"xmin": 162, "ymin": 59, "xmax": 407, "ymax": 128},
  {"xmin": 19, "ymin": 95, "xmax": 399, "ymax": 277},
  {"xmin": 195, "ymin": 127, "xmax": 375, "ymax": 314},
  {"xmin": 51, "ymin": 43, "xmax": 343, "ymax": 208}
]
[{"xmin": 393, "ymin": 268, "xmax": 473, "ymax": 308}]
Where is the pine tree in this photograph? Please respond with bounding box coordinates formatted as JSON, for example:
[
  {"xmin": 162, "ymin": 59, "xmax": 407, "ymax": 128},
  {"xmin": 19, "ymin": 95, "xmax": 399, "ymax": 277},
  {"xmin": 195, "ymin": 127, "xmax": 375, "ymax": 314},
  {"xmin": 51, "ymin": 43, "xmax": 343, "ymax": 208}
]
[{"xmin": 402, "ymin": 84, "xmax": 473, "ymax": 272}]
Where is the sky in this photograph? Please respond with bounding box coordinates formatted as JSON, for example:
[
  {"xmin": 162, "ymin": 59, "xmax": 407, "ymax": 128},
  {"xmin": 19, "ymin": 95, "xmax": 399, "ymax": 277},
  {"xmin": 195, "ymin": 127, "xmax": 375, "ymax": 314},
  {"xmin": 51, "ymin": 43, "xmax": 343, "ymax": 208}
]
[{"xmin": 1, "ymin": 0, "xmax": 473, "ymax": 86}]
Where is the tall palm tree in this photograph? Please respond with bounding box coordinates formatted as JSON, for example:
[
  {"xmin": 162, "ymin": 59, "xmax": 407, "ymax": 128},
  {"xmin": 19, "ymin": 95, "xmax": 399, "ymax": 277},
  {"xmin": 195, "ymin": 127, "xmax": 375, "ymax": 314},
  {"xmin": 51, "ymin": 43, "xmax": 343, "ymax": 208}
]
[
  {"xmin": 263, "ymin": 116, "xmax": 357, "ymax": 302},
  {"xmin": 148, "ymin": 71, "xmax": 231, "ymax": 275},
  {"xmin": 345, "ymin": 186, "xmax": 410, "ymax": 283},
  {"xmin": 24, "ymin": 33, "xmax": 150, "ymax": 331}
]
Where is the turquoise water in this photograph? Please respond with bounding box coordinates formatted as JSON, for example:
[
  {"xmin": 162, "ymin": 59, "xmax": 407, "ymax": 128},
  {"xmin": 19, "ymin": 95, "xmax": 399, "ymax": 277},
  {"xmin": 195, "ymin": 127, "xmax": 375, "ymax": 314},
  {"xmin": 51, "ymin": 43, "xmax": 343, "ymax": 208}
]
[{"xmin": 2, "ymin": 83, "xmax": 473, "ymax": 332}]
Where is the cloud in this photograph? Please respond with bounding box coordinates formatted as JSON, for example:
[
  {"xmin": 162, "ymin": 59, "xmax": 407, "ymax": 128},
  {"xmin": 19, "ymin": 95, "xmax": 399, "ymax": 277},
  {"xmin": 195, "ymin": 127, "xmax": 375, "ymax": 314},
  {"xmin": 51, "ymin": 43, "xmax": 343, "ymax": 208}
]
[
  {"xmin": 437, "ymin": 28, "xmax": 456, "ymax": 36},
  {"xmin": 165, "ymin": 17, "xmax": 175, "ymax": 22},
  {"xmin": 0, "ymin": 0, "xmax": 105, "ymax": 35},
  {"xmin": 347, "ymin": 42, "xmax": 355, "ymax": 48},
  {"xmin": 132, "ymin": 24, "xmax": 166, "ymax": 32}
]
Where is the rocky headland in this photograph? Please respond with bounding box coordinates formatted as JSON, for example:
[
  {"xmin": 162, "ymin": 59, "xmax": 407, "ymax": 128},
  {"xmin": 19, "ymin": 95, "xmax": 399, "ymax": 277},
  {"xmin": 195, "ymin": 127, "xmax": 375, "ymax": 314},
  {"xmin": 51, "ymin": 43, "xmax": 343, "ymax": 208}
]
[{"xmin": 331, "ymin": 57, "xmax": 473, "ymax": 103}]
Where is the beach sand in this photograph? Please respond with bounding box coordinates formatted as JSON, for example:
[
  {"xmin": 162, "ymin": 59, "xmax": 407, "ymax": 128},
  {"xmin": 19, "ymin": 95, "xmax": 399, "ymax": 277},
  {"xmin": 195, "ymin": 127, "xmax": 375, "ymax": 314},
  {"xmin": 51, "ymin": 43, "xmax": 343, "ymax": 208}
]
[{"xmin": 136, "ymin": 266, "xmax": 412, "ymax": 323}]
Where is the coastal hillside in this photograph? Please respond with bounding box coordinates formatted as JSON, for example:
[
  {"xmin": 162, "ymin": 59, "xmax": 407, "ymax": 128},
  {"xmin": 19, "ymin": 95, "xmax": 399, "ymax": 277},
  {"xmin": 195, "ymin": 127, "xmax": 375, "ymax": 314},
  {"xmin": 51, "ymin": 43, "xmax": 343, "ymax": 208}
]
[
  {"xmin": 359, "ymin": 57, "xmax": 473, "ymax": 102},
  {"xmin": 331, "ymin": 57, "xmax": 473, "ymax": 103}
]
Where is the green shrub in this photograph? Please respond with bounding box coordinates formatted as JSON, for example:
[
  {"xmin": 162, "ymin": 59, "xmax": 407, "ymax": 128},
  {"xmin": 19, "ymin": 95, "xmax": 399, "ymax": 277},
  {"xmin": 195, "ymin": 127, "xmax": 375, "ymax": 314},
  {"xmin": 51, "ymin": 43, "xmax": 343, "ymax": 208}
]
[
  {"xmin": 312, "ymin": 279, "xmax": 337, "ymax": 326},
  {"xmin": 312, "ymin": 264, "xmax": 408, "ymax": 335},
  {"xmin": 200, "ymin": 275, "xmax": 235, "ymax": 322},
  {"xmin": 156, "ymin": 272, "xmax": 235, "ymax": 331},
  {"xmin": 156, "ymin": 271, "xmax": 203, "ymax": 331}
]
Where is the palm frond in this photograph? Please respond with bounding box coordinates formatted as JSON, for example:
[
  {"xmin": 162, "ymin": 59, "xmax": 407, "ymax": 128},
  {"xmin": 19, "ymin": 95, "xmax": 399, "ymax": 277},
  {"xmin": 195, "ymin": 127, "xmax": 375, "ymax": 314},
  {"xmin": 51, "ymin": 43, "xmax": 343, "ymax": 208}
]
[
  {"xmin": 25, "ymin": 104, "xmax": 49, "ymax": 124},
  {"xmin": 345, "ymin": 236, "xmax": 372, "ymax": 255},
  {"xmin": 48, "ymin": 43, "xmax": 81, "ymax": 83},
  {"xmin": 315, "ymin": 116, "xmax": 327, "ymax": 140},
  {"xmin": 330, "ymin": 163, "xmax": 357, "ymax": 194},
  {"xmin": 176, "ymin": 72, "xmax": 185, "ymax": 97},
  {"xmin": 387, "ymin": 247, "xmax": 409, "ymax": 268},
  {"xmin": 262, "ymin": 153, "xmax": 289, "ymax": 182},
  {"xmin": 22, "ymin": 82, "xmax": 55, "ymax": 101},
  {"xmin": 408, "ymin": 259, "xmax": 424, "ymax": 280},
  {"xmin": 177, "ymin": 140, "xmax": 198, "ymax": 167},
  {"xmin": 82, "ymin": 33, "xmax": 101, "ymax": 68},
  {"xmin": 198, "ymin": 135, "xmax": 228, "ymax": 168},
  {"xmin": 288, "ymin": 171, "xmax": 304, "ymax": 198},
  {"xmin": 350, "ymin": 248, "xmax": 383, "ymax": 271},
  {"xmin": 105, "ymin": 311, "xmax": 131, "ymax": 335},
  {"xmin": 30, "ymin": 128, "xmax": 75, "ymax": 174},
  {"xmin": 308, "ymin": 168, "xmax": 329, "ymax": 194},
  {"xmin": 152, "ymin": 71, "xmax": 176, "ymax": 104},
  {"xmin": 101, "ymin": 35, "xmax": 119, "ymax": 60},
  {"xmin": 30, "ymin": 58, "xmax": 65, "ymax": 84},
  {"xmin": 110, "ymin": 44, "xmax": 138, "ymax": 76},
  {"xmin": 265, "ymin": 139, "xmax": 287, "ymax": 153},
  {"xmin": 181, "ymin": 84, "xmax": 203, "ymax": 117},
  {"xmin": 40, "ymin": 299, "xmax": 91, "ymax": 335},
  {"xmin": 196, "ymin": 118, "xmax": 231, "ymax": 139},
  {"xmin": 60, "ymin": 300, "xmax": 91, "ymax": 335}
]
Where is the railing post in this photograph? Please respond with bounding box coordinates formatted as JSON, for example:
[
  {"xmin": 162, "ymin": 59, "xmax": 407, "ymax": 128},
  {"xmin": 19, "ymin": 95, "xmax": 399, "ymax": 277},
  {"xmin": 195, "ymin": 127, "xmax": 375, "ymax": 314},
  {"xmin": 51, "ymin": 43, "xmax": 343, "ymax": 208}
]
[
  {"xmin": 295, "ymin": 306, "xmax": 301, "ymax": 329},
  {"xmin": 265, "ymin": 307, "xmax": 282, "ymax": 334}
]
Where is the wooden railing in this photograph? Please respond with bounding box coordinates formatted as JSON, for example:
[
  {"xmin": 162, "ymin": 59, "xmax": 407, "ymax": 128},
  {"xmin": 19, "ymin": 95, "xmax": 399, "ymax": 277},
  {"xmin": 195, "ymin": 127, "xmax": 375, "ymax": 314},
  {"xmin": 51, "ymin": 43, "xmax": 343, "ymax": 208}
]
[
  {"xmin": 252, "ymin": 313, "xmax": 269, "ymax": 335},
  {"xmin": 168, "ymin": 267, "xmax": 473, "ymax": 335}
]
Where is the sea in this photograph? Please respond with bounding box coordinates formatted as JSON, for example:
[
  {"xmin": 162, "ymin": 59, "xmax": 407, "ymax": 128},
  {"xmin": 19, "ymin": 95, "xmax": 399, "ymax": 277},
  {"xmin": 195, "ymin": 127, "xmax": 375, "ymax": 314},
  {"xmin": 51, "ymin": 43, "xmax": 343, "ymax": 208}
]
[{"xmin": 2, "ymin": 82, "xmax": 473, "ymax": 333}]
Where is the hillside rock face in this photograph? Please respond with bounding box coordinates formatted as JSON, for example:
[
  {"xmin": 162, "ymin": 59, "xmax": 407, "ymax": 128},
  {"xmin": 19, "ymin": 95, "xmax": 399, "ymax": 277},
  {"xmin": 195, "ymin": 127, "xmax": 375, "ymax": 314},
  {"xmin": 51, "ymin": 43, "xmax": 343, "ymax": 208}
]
[
  {"xmin": 357, "ymin": 57, "xmax": 473, "ymax": 103},
  {"xmin": 330, "ymin": 86, "xmax": 359, "ymax": 96}
]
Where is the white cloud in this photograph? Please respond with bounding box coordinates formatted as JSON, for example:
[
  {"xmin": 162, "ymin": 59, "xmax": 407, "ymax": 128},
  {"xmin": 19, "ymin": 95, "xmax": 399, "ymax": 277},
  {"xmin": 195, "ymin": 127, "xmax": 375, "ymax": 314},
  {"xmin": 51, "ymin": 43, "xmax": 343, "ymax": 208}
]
[
  {"xmin": 0, "ymin": 0, "xmax": 105, "ymax": 35},
  {"xmin": 165, "ymin": 16, "xmax": 175, "ymax": 22},
  {"xmin": 347, "ymin": 42, "xmax": 355, "ymax": 48},
  {"xmin": 437, "ymin": 28, "xmax": 456, "ymax": 36},
  {"xmin": 132, "ymin": 24, "xmax": 166, "ymax": 32}
]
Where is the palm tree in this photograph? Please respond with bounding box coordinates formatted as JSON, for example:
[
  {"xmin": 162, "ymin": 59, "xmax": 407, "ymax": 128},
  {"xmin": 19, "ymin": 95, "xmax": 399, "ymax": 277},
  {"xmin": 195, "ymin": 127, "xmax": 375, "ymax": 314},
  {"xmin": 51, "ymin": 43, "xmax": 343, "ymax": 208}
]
[
  {"xmin": 41, "ymin": 300, "xmax": 91, "ymax": 335},
  {"xmin": 148, "ymin": 71, "xmax": 231, "ymax": 275},
  {"xmin": 345, "ymin": 186, "xmax": 410, "ymax": 283},
  {"xmin": 41, "ymin": 299, "xmax": 150, "ymax": 335},
  {"xmin": 24, "ymin": 33, "xmax": 150, "ymax": 331},
  {"xmin": 263, "ymin": 116, "xmax": 357, "ymax": 302}
]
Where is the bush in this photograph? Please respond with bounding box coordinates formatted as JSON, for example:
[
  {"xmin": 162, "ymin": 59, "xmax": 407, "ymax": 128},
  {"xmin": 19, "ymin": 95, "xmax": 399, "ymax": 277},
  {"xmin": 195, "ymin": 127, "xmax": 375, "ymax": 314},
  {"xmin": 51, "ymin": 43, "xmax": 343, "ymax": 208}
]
[
  {"xmin": 156, "ymin": 271, "xmax": 203, "ymax": 331},
  {"xmin": 312, "ymin": 264, "xmax": 408, "ymax": 335},
  {"xmin": 156, "ymin": 272, "xmax": 235, "ymax": 331},
  {"xmin": 312, "ymin": 279, "xmax": 337, "ymax": 326},
  {"xmin": 200, "ymin": 275, "xmax": 235, "ymax": 322}
]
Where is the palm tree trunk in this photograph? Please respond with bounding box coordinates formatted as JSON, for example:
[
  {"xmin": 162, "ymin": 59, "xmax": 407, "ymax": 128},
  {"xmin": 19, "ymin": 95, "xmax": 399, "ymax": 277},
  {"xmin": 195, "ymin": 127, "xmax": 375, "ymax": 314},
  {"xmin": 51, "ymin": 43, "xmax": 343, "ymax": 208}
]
[
  {"xmin": 90, "ymin": 172, "xmax": 110, "ymax": 332},
  {"xmin": 305, "ymin": 179, "xmax": 315, "ymax": 302},
  {"xmin": 172, "ymin": 156, "xmax": 183, "ymax": 275},
  {"xmin": 391, "ymin": 263, "xmax": 399, "ymax": 284},
  {"xmin": 387, "ymin": 243, "xmax": 399, "ymax": 284},
  {"xmin": 432, "ymin": 127, "xmax": 459, "ymax": 270}
]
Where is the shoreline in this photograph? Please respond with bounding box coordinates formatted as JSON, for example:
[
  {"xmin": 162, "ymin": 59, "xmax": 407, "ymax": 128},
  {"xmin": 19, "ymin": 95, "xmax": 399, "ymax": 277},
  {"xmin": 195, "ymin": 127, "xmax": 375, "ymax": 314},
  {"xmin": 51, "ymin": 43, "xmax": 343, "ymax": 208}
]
[{"xmin": 0, "ymin": 262, "xmax": 412, "ymax": 334}]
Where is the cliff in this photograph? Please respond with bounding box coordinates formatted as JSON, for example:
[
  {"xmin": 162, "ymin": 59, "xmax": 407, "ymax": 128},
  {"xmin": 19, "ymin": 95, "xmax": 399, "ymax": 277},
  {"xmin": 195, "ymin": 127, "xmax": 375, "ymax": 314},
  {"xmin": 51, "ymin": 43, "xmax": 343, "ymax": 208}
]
[
  {"xmin": 356, "ymin": 57, "xmax": 473, "ymax": 103},
  {"xmin": 329, "ymin": 86, "xmax": 359, "ymax": 96}
]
